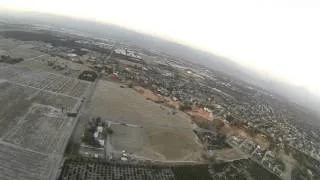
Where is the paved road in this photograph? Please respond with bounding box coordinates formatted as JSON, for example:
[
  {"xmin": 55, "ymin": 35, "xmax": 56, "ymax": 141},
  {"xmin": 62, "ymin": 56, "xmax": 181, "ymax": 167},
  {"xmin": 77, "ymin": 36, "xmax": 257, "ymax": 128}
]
[
  {"xmin": 105, "ymin": 121, "xmax": 112, "ymax": 159},
  {"xmin": 279, "ymin": 152, "xmax": 297, "ymax": 180},
  {"xmin": 23, "ymin": 54, "xmax": 46, "ymax": 63},
  {"xmin": 1, "ymin": 54, "xmax": 46, "ymax": 69},
  {"xmin": 54, "ymin": 74, "xmax": 100, "ymax": 179},
  {"xmin": 14, "ymin": 54, "xmax": 46, "ymax": 67}
]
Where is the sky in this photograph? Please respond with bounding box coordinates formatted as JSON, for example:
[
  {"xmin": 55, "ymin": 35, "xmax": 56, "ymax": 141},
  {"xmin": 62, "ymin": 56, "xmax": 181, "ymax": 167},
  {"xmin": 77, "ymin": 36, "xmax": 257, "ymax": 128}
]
[{"xmin": 1, "ymin": 0, "xmax": 320, "ymax": 94}]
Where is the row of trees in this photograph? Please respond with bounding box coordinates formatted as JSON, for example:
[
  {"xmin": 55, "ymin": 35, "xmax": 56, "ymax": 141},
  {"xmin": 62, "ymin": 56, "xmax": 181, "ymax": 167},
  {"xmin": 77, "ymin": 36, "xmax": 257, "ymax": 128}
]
[{"xmin": 0, "ymin": 55, "xmax": 23, "ymax": 64}]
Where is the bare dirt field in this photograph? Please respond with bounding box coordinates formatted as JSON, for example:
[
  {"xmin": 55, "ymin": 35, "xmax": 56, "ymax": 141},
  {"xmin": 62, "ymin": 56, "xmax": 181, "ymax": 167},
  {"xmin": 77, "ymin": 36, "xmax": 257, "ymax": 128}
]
[
  {"xmin": 86, "ymin": 80, "xmax": 204, "ymax": 161},
  {"xmin": 213, "ymin": 148, "xmax": 248, "ymax": 162},
  {"xmin": 111, "ymin": 124, "xmax": 145, "ymax": 154},
  {"xmin": 187, "ymin": 108, "xmax": 212, "ymax": 121}
]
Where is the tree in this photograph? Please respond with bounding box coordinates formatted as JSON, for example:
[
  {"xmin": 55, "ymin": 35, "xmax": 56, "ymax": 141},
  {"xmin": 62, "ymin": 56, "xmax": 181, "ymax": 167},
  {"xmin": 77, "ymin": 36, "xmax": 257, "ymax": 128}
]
[
  {"xmin": 106, "ymin": 127, "xmax": 113, "ymax": 134},
  {"xmin": 95, "ymin": 117, "xmax": 101, "ymax": 126},
  {"xmin": 226, "ymin": 115, "xmax": 234, "ymax": 122},
  {"xmin": 179, "ymin": 102, "xmax": 192, "ymax": 111},
  {"xmin": 102, "ymin": 128, "xmax": 108, "ymax": 138},
  {"xmin": 215, "ymin": 120, "xmax": 225, "ymax": 130}
]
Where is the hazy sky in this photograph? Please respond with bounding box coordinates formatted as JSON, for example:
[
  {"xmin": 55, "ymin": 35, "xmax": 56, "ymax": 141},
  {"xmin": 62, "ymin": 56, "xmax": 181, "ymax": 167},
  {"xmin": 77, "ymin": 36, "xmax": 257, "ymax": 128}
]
[{"xmin": 1, "ymin": 0, "xmax": 320, "ymax": 94}]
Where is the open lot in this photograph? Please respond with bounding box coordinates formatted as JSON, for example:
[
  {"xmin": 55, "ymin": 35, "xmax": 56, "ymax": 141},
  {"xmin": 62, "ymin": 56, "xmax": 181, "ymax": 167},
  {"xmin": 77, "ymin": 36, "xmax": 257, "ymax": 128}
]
[
  {"xmin": 111, "ymin": 124, "xmax": 145, "ymax": 155},
  {"xmin": 86, "ymin": 80, "xmax": 204, "ymax": 161}
]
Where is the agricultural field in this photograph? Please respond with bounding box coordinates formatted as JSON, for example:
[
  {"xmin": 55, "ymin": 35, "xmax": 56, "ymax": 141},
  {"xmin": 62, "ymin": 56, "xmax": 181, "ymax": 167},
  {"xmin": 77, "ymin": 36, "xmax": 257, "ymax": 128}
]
[
  {"xmin": 0, "ymin": 37, "xmax": 91, "ymax": 78},
  {"xmin": 0, "ymin": 62, "xmax": 8, "ymax": 67},
  {"xmin": 0, "ymin": 81, "xmax": 38, "ymax": 137},
  {"xmin": 4, "ymin": 104, "xmax": 76, "ymax": 154},
  {"xmin": 0, "ymin": 37, "xmax": 43, "ymax": 59},
  {"xmin": 0, "ymin": 66, "xmax": 90, "ymax": 98},
  {"xmin": 0, "ymin": 37, "xmax": 19, "ymax": 50},
  {"xmin": 0, "ymin": 65, "xmax": 90, "ymax": 179},
  {"xmin": 59, "ymin": 158, "xmax": 281, "ymax": 180},
  {"xmin": 85, "ymin": 80, "xmax": 204, "ymax": 161},
  {"xmin": 0, "ymin": 66, "xmax": 27, "ymax": 79},
  {"xmin": 59, "ymin": 158, "xmax": 214, "ymax": 180},
  {"xmin": 0, "ymin": 80, "xmax": 79, "ymax": 140},
  {"xmin": 0, "ymin": 141, "xmax": 62, "ymax": 180},
  {"xmin": 17, "ymin": 55, "xmax": 92, "ymax": 78}
]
